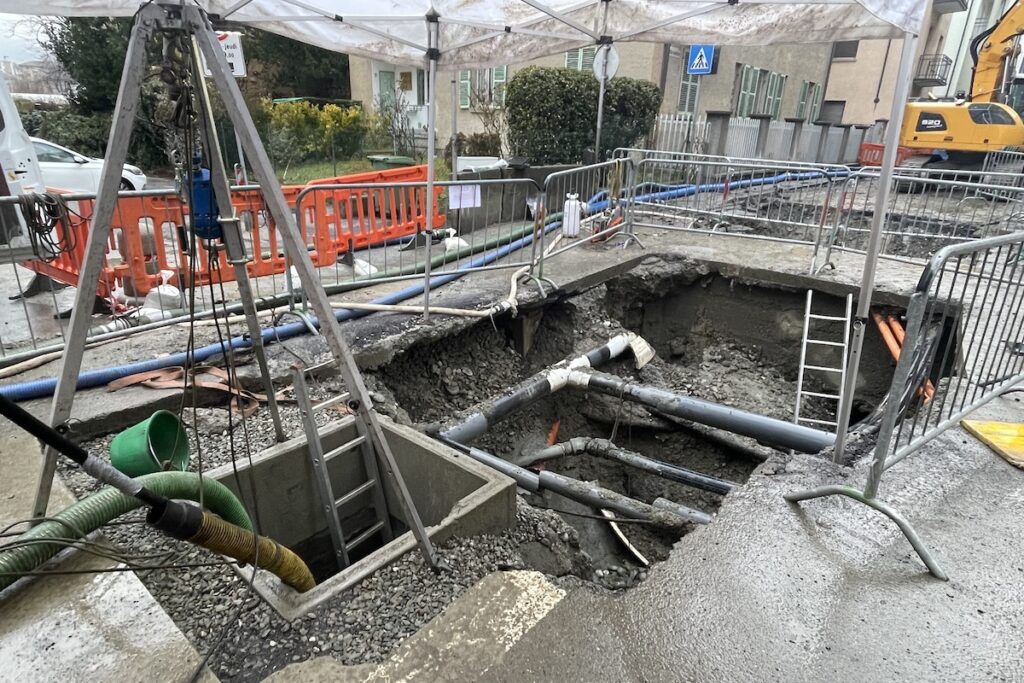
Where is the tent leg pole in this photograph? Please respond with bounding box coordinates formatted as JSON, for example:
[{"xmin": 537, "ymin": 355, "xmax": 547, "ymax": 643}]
[
  {"xmin": 832, "ymin": 31, "xmax": 918, "ymax": 463},
  {"xmin": 423, "ymin": 14, "xmax": 440, "ymax": 321},
  {"xmin": 32, "ymin": 6, "xmax": 158, "ymax": 520}
]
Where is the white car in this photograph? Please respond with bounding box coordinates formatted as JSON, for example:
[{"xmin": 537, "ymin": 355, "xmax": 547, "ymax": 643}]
[{"xmin": 31, "ymin": 137, "xmax": 147, "ymax": 192}]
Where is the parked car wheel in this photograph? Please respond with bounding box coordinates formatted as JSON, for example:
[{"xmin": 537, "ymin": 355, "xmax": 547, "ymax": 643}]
[{"xmin": 120, "ymin": 178, "xmax": 134, "ymax": 191}]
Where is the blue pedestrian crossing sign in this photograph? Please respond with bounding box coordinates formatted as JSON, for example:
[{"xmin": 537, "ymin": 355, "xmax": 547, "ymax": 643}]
[{"xmin": 687, "ymin": 45, "xmax": 714, "ymax": 75}]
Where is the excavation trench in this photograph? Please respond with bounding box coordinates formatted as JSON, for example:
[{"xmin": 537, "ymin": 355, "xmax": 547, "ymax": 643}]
[{"xmin": 54, "ymin": 258, "xmax": 898, "ymax": 679}]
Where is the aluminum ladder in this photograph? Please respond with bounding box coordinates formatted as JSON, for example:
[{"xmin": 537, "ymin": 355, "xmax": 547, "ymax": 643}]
[
  {"xmin": 794, "ymin": 291, "xmax": 854, "ymax": 433},
  {"xmin": 290, "ymin": 360, "xmax": 396, "ymax": 571}
]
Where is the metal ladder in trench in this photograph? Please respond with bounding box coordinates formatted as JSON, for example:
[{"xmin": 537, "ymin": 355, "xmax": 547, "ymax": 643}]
[
  {"xmin": 794, "ymin": 291, "xmax": 854, "ymax": 433},
  {"xmin": 290, "ymin": 360, "xmax": 397, "ymax": 571}
]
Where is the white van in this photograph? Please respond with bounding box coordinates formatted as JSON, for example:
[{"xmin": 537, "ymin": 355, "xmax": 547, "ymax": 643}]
[{"xmin": 0, "ymin": 72, "xmax": 44, "ymax": 250}]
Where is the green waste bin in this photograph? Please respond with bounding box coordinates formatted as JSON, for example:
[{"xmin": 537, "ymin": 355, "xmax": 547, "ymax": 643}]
[{"xmin": 367, "ymin": 154, "xmax": 416, "ymax": 169}]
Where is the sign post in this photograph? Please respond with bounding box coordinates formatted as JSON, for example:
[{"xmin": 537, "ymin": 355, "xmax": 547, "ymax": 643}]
[
  {"xmin": 593, "ymin": 44, "xmax": 620, "ymax": 161},
  {"xmin": 203, "ymin": 31, "xmax": 249, "ymax": 183}
]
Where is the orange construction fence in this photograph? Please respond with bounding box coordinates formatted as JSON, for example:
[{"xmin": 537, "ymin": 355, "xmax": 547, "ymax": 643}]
[
  {"xmin": 857, "ymin": 143, "xmax": 917, "ymax": 167},
  {"xmin": 19, "ymin": 164, "xmax": 443, "ymax": 299}
]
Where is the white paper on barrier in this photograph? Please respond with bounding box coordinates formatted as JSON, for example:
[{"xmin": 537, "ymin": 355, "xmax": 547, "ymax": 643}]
[{"xmin": 449, "ymin": 185, "xmax": 482, "ymax": 210}]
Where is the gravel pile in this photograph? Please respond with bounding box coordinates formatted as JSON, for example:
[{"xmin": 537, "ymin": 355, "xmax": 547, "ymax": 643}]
[{"xmin": 46, "ymin": 482, "xmax": 593, "ymax": 681}]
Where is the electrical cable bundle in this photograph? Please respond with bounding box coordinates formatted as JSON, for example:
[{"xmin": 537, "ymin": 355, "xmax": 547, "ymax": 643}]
[{"xmin": 17, "ymin": 193, "xmax": 75, "ymax": 262}]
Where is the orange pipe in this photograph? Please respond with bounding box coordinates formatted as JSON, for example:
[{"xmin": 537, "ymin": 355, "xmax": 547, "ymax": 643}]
[
  {"xmin": 886, "ymin": 316, "xmax": 935, "ymax": 400},
  {"xmin": 873, "ymin": 312, "xmax": 902, "ymax": 362}
]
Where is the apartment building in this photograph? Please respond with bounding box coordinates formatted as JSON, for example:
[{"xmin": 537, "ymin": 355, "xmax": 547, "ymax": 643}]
[
  {"xmin": 821, "ymin": 0, "xmax": 968, "ymax": 125},
  {"xmin": 348, "ymin": 40, "xmax": 833, "ymax": 143}
]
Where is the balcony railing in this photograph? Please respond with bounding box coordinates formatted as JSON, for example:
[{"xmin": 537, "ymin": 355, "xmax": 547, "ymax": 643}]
[{"xmin": 914, "ymin": 53, "xmax": 953, "ymax": 88}]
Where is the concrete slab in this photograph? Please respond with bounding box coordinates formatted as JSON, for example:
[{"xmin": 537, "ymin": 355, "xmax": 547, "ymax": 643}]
[
  {"xmin": 265, "ymin": 570, "xmax": 565, "ymax": 682},
  {"xmin": 490, "ymin": 394, "xmax": 1024, "ymax": 682}
]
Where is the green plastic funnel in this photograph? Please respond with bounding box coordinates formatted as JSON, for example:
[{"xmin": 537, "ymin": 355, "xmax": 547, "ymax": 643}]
[{"xmin": 109, "ymin": 410, "xmax": 189, "ymax": 477}]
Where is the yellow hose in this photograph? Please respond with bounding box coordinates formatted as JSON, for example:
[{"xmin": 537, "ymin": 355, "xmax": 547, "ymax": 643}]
[{"xmin": 189, "ymin": 512, "xmax": 316, "ymax": 593}]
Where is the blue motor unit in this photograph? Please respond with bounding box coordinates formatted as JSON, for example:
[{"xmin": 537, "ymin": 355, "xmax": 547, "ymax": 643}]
[{"xmin": 190, "ymin": 165, "xmax": 221, "ymax": 240}]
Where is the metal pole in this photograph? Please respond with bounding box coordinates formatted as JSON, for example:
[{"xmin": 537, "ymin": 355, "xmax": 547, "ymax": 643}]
[
  {"xmin": 595, "ymin": 69, "xmax": 607, "ymax": 161},
  {"xmin": 32, "ymin": 6, "xmax": 158, "ymax": 519},
  {"xmin": 450, "ymin": 75, "xmax": 458, "ymax": 180},
  {"xmin": 832, "ymin": 31, "xmax": 919, "ymax": 463},
  {"xmin": 422, "ymin": 15, "xmax": 439, "ymax": 320},
  {"xmin": 235, "ymin": 129, "xmax": 248, "ymax": 184},
  {"xmin": 190, "ymin": 36, "xmax": 286, "ymax": 442},
  {"xmin": 191, "ymin": 6, "xmax": 439, "ymax": 568}
]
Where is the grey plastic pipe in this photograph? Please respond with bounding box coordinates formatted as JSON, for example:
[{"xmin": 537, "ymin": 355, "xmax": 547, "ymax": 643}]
[{"xmin": 568, "ymin": 370, "xmax": 834, "ymax": 454}]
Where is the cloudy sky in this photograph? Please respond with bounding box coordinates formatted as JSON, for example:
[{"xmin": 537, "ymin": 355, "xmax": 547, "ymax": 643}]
[{"xmin": 0, "ymin": 14, "xmax": 46, "ymax": 62}]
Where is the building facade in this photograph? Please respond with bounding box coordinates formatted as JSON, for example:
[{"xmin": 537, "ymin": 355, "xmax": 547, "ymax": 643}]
[
  {"xmin": 348, "ymin": 40, "xmax": 835, "ymax": 148},
  {"xmin": 822, "ymin": 0, "xmax": 971, "ymax": 125}
]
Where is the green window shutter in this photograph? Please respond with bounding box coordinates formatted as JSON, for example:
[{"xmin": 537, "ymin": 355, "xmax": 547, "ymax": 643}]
[
  {"xmin": 771, "ymin": 75, "xmax": 786, "ymax": 119},
  {"xmin": 566, "ymin": 49, "xmax": 581, "ymax": 70},
  {"xmin": 492, "ymin": 65, "xmax": 507, "ymax": 107},
  {"xmin": 459, "ymin": 70, "xmax": 471, "ymax": 109},
  {"xmin": 797, "ymin": 80, "xmax": 809, "ymax": 120},
  {"xmin": 809, "ymin": 83, "xmax": 822, "ymax": 122},
  {"xmin": 580, "ymin": 46, "xmax": 597, "ymax": 72}
]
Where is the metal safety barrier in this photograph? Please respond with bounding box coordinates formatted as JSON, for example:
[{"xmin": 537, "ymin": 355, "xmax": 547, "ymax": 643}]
[
  {"xmin": 624, "ymin": 155, "xmax": 849, "ymax": 259},
  {"xmin": 0, "ymin": 165, "xmax": 439, "ymax": 361},
  {"xmin": 788, "ymin": 230, "xmax": 1024, "ymax": 579},
  {"xmin": 814, "ymin": 167, "xmax": 1024, "ymax": 273},
  {"xmin": 292, "ymin": 177, "xmax": 542, "ymax": 290}
]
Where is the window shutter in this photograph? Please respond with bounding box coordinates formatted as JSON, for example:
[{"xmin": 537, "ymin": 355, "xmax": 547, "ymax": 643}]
[
  {"xmin": 492, "ymin": 65, "xmax": 507, "ymax": 107},
  {"xmin": 797, "ymin": 80, "xmax": 809, "ymax": 120},
  {"xmin": 566, "ymin": 49, "xmax": 581, "ymax": 70},
  {"xmin": 810, "ymin": 83, "xmax": 822, "ymax": 122},
  {"xmin": 678, "ymin": 71, "xmax": 699, "ymax": 114},
  {"xmin": 459, "ymin": 70, "xmax": 471, "ymax": 109},
  {"xmin": 580, "ymin": 46, "xmax": 597, "ymax": 72},
  {"xmin": 771, "ymin": 75, "xmax": 786, "ymax": 119}
]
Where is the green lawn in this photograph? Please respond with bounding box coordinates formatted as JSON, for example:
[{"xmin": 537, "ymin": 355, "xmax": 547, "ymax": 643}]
[
  {"xmin": 276, "ymin": 158, "xmax": 375, "ymax": 184},
  {"xmin": 276, "ymin": 157, "xmax": 452, "ymax": 185}
]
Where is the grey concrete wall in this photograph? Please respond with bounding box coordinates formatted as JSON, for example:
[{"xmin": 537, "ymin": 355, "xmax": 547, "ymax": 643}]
[{"xmin": 208, "ymin": 417, "xmax": 514, "ymax": 549}]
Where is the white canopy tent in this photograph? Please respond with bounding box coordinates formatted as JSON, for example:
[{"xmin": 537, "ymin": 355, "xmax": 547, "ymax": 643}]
[
  {"xmin": 5, "ymin": 0, "xmax": 929, "ymax": 467},
  {"xmin": 11, "ymin": 1, "xmax": 924, "ymax": 67}
]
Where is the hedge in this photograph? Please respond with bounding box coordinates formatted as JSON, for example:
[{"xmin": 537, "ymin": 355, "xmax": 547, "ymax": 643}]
[{"xmin": 505, "ymin": 66, "xmax": 662, "ymax": 164}]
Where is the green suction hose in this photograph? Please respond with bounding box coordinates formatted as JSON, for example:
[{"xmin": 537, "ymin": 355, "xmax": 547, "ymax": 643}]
[{"xmin": 0, "ymin": 472, "xmax": 250, "ymax": 592}]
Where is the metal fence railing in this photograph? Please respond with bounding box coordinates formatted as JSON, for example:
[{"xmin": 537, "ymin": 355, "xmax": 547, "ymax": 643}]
[
  {"xmin": 534, "ymin": 159, "xmax": 632, "ymax": 283},
  {"xmin": 814, "ymin": 167, "xmax": 1024, "ymax": 273},
  {"xmin": 787, "ymin": 230, "xmax": 1024, "ymax": 579},
  {"xmin": 624, "ymin": 155, "xmax": 849, "ymax": 254}
]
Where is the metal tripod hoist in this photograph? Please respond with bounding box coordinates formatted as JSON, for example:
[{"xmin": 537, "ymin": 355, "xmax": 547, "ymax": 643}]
[{"xmin": 31, "ymin": 2, "xmax": 439, "ymax": 570}]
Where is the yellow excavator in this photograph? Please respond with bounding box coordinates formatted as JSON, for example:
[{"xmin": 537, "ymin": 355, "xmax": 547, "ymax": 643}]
[{"xmin": 899, "ymin": 0, "xmax": 1024, "ymax": 169}]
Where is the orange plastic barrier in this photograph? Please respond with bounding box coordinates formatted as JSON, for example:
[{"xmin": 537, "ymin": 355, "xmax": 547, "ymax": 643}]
[
  {"xmin": 857, "ymin": 143, "xmax": 917, "ymax": 167},
  {"xmin": 19, "ymin": 164, "xmax": 443, "ymax": 299}
]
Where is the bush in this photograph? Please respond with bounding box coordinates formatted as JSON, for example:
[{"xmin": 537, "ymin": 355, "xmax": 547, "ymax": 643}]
[
  {"xmin": 261, "ymin": 99, "xmax": 366, "ymax": 170},
  {"xmin": 505, "ymin": 66, "xmax": 662, "ymax": 164},
  {"xmin": 444, "ymin": 132, "xmax": 502, "ymax": 160}
]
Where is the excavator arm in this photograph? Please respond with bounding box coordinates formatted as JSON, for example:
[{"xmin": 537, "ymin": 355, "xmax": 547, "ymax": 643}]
[{"xmin": 970, "ymin": 0, "xmax": 1024, "ymax": 103}]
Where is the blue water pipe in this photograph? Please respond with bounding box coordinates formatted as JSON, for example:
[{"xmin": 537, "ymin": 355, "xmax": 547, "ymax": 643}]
[{"xmin": 1, "ymin": 221, "xmax": 562, "ymax": 402}]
